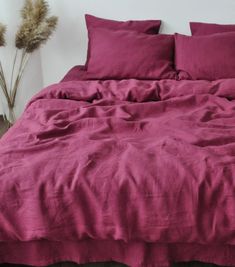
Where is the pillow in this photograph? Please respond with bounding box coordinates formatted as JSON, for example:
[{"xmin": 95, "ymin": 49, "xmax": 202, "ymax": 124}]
[
  {"xmin": 85, "ymin": 14, "xmax": 162, "ymax": 68},
  {"xmin": 175, "ymin": 32, "xmax": 235, "ymax": 80},
  {"xmin": 190, "ymin": 22, "xmax": 235, "ymax": 36},
  {"xmin": 86, "ymin": 28, "xmax": 176, "ymax": 80},
  {"xmin": 61, "ymin": 65, "xmax": 88, "ymax": 82},
  {"xmin": 85, "ymin": 14, "xmax": 161, "ymax": 34}
]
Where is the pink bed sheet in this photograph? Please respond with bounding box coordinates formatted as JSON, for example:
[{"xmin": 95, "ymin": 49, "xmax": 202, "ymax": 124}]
[{"xmin": 1, "ymin": 77, "xmax": 235, "ymax": 267}]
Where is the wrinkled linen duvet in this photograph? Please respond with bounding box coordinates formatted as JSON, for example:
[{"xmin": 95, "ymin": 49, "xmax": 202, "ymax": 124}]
[{"xmin": 1, "ymin": 77, "xmax": 235, "ymax": 267}]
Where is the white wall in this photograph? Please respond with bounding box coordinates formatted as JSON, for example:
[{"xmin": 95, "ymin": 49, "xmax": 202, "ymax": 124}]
[
  {"xmin": 41, "ymin": 0, "xmax": 235, "ymax": 86},
  {"xmin": 0, "ymin": 0, "xmax": 43, "ymax": 117}
]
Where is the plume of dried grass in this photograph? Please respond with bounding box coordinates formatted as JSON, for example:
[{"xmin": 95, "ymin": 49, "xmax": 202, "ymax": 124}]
[
  {"xmin": 21, "ymin": 0, "xmax": 34, "ymax": 20},
  {"xmin": 0, "ymin": 23, "xmax": 6, "ymax": 47},
  {"xmin": 16, "ymin": 0, "xmax": 58, "ymax": 53},
  {"xmin": 33, "ymin": 0, "xmax": 49, "ymax": 24}
]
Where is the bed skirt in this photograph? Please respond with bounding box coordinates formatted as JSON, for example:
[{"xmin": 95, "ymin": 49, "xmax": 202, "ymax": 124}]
[{"xmin": 0, "ymin": 240, "xmax": 235, "ymax": 267}]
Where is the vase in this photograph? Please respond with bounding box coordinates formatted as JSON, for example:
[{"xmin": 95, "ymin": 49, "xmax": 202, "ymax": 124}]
[{"xmin": 7, "ymin": 105, "xmax": 16, "ymax": 126}]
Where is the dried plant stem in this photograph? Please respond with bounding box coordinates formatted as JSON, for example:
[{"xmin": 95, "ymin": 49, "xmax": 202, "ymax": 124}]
[
  {"xmin": 0, "ymin": 63, "xmax": 15, "ymax": 123},
  {"xmin": 10, "ymin": 49, "xmax": 18, "ymax": 93},
  {"xmin": 0, "ymin": 62, "xmax": 11, "ymax": 107},
  {"xmin": 11, "ymin": 49, "xmax": 30, "ymax": 105},
  {"xmin": 0, "ymin": 49, "xmax": 30, "ymax": 124}
]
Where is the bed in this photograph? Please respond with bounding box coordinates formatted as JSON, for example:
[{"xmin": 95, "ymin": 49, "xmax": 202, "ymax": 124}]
[
  {"xmin": 1, "ymin": 65, "xmax": 235, "ymax": 267},
  {"xmin": 2, "ymin": 15, "xmax": 235, "ymax": 267}
]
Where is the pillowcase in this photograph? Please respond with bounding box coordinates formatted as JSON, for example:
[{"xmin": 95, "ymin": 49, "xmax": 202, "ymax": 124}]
[
  {"xmin": 175, "ymin": 32, "xmax": 235, "ymax": 80},
  {"xmin": 85, "ymin": 14, "xmax": 161, "ymax": 34},
  {"xmin": 86, "ymin": 28, "xmax": 176, "ymax": 80},
  {"xmin": 85, "ymin": 15, "xmax": 162, "ymax": 68},
  {"xmin": 61, "ymin": 65, "xmax": 88, "ymax": 82},
  {"xmin": 190, "ymin": 22, "xmax": 235, "ymax": 36}
]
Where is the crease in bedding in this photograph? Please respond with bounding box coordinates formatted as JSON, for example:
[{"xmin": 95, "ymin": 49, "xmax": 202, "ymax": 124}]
[{"xmin": 1, "ymin": 78, "xmax": 235, "ymax": 266}]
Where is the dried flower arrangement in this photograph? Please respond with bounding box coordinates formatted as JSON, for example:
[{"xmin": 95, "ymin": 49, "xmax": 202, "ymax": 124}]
[{"xmin": 0, "ymin": 0, "xmax": 58, "ymax": 125}]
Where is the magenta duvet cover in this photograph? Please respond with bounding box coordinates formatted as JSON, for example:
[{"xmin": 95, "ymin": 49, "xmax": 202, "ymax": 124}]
[{"xmin": 1, "ymin": 77, "xmax": 235, "ymax": 267}]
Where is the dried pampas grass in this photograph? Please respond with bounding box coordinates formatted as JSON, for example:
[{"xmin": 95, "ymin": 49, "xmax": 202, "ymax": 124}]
[
  {"xmin": 21, "ymin": 0, "xmax": 34, "ymax": 20},
  {"xmin": 0, "ymin": 23, "xmax": 6, "ymax": 47},
  {"xmin": 16, "ymin": 0, "xmax": 58, "ymax": 53},
  {"xmin": 0, "ymin": 0, "xmax": 58, "ymax": 124}
]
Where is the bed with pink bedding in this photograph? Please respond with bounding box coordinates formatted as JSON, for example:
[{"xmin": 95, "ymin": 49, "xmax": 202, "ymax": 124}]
[{"xmin": 1, "ymin": 67, "xmax": 235, "ymax": 267}]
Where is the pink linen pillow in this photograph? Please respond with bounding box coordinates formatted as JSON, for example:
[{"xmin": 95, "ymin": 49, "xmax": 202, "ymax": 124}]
[
  {"xmin": 85, "ymin": 15, "xmax": 162, "ymax": 68},
  {"xmin": 85, "ymin": 14, "xmax": 161, "ymax": 34},
  {"xmin": 175, "ymin": 32, "xmax": 235, "ymax": 80},
  {"xmin": 86, "ymin": 28, "xmax": 176, "ymax": 80},
  {"xmin": 190, "ymin": 22, "xmax": 235, "ymax": 36},
  {"xmin": 61, "ymin": 65, "xmax": 88, "ymax": 82}
]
